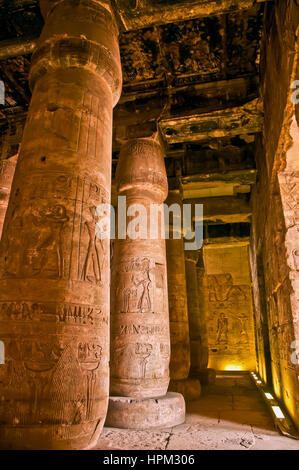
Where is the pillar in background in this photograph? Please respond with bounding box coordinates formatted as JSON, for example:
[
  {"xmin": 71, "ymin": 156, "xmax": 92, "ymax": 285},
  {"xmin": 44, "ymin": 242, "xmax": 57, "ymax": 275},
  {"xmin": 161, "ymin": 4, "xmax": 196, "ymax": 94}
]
[
  {"xmin": 166, "ymin": 190, "xmax": 201, "ymax": 400},
  {"xmin": 0, "ymin": 0, "xmax": 122, "ymax": 449},
  {"xmin": 195, "ymin": 251, "xmax": 209, "ymax": 371},
  {"xmin": 107, "ymin": 138, "xmax": 185, "ymax": 429},
  {"xmin": 185, "ymin": 251, "xmax": 215, "ymax": 384},
  {"xmin": 166, "ymin": 190, "xmax": 190, "ymax": 380},
  {"xmin": 0, "ymin": 155, "xmax": 17, "ymax": 239},
  {"xmin": 196, "ymin": 251, "xmax": 215, "ymax": 384}
]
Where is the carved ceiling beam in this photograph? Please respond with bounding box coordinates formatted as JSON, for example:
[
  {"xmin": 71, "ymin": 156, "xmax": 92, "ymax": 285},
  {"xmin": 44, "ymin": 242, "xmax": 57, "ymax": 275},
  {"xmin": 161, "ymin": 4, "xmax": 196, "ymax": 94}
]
[
  {"xmin": 203, "ymin": 238, "xmax": 250, "ymax": 247},
  {"xmin": 179, "ymin": 168, "xmax": 257, "ymax": 199},
  {"xmin": 184, "ymin": 196, "xmax": 252, "ymax": 224},
  {"xmin": 0, "ymin": 37, "xmax": 37, "ymax": 61},
  {"xmin": 159, "ymin": 99, "xmax": 263, "ymax": 144},
  {"xmin": 114, "ymin": 0, "xmax": 268, "ymax": 30}
]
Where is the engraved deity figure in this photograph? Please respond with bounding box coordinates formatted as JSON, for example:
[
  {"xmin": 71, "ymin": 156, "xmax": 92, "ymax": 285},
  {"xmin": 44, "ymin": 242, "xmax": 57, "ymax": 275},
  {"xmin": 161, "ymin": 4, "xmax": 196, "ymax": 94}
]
[
  {"xmin": 216, "ymin": 312, "xmax": 228, "ymax": 344},
  {"xmin": 81, "ymin": 206, "xmax": 104, "ymax": 284},
  {"xmin": 133, "ymin": 258, "xmax": 151, "ymax": 313},
  {"xmin": 38, "ymin": 204, "xmax": 69, "ymax": 278}
]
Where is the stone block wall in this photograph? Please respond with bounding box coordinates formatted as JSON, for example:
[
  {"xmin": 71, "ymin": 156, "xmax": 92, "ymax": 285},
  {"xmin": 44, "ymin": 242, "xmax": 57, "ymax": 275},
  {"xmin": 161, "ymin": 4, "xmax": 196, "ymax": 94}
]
[
  {"xmin": 203, "ymin": 245, "xmax": 256, "ymax": 371},
  {"xmin": 250, "ymin": 0, "xmax": 299, "ymax": 428}
]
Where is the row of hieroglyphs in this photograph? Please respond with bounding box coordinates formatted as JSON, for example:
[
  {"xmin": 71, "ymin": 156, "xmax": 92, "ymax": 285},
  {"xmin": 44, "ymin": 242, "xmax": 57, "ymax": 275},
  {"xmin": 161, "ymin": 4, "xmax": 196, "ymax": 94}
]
[
  {"xmin": 0, "ymin": 301, "xmax": 107, "ymax": 325},
  {"xmin": 111, "ymin": 342, "xmax": 170, "ymax": 380},
  {"xmin": 118, "ymin": 324, "xmax": 169, "ymax": 336}
]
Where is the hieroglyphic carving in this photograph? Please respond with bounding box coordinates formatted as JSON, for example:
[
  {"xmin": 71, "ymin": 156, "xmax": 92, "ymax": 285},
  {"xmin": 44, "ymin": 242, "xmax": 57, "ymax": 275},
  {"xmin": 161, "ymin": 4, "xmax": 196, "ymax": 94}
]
[
  {"xmin": 2, "ymin": 171, "xmax": 110, "ymax": 283},
  {"xmin": 135, "ymin": 343, "xmax": 153, "ymax": 378},
  {"xmin": 205, "ymin": 269, "xmax": 255, "ymax": 368},
  {"xmin": 110, "ymin": 138, "xmax": 170, "ymax": 399},
  {"xmin": 207, "ymin": 273, "xmax": 248, "ymax": 302},
  {"xmin": 119, "ymin": 324, "xmax": 168, "ymax": 336},
  {"xmin": 78, "ymin": 343, "xmax": 102, "ymax": 420},
  {"xmin": 117, "ymin": 257, "xmax": 166, "ymax": 314},
  {"xmin": 0, "ymin": 0, "xmax": 121, "ymax": 448},
  {"xmin": 80, "ymin": 205, "xmax": 104, "ymax": 284},
  {"xmin": 0, "ymin": 338, "xmax": 105, "ymax": 426},
  {"xmin": 4, "ymin": 203, "xmax": 69, "ymax": 279},
  {"xmin": 216, "ymin": 312, "xmax": 228, "ymax": 344},
  {"xmin": 119, "ymin": 257, "xmax": 152, "ymax": 313},
  {"xmin": 45, "ymin": 91, "xmax": 104, "ymax": 159},
  {"xmin": 0, "ymin": 301, "xmax": 106, "ymax": 325}
]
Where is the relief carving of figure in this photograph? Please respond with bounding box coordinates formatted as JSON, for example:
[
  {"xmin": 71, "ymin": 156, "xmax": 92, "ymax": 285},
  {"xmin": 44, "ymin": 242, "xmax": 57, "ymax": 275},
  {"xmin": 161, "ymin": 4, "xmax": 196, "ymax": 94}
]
[
  {"xmin": 22, "ymin": 340, "xmax": 64, "ymax": 423},
  {"xmin": 133, "ymin": 258, "xmax": 151, "ymax": 313},
  {"xmin": 208, "ymin": 273, "xmax": 247, "ymax": 302},
  {"xmin": 81, "ymin": 205, "xmax": 105, "ymax": 285},
  {"xmin": 120, "ymin": 258, "xmax": 152, "ymax": 313},
  {"xmin": 5, "ymin": 204, "xmax": 68, "ymax": 279},
  {"xmin": 78, "ymin": 343, "xmax": 102, "ymax": 420},
  {"xmin": 216, "ymin": 312, "xmax": 228, "ymax": 344},
  {"xmin": 35, "ymin": 204, "xmax": 69, "ymax": 278}
]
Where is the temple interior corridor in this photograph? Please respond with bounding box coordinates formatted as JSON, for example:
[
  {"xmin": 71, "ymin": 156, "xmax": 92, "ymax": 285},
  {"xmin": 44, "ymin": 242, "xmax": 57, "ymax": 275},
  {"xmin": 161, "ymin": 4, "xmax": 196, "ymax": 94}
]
[
  {"xmin": 0, "ymin": 0, "xmax": 298, "ymax": 451},
  {"xmin": 98, "ymin": 372, "xmax": 299, "ymax": 450}
]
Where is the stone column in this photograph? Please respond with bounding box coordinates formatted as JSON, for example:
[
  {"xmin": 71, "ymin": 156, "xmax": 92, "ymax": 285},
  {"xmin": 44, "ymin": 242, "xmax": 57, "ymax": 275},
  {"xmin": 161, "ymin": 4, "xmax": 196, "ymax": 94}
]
[
  {"xmin": 166, "ymin": 190, "xmax": 201, "ymax": 399},
  {"xmin": 0, "ymin": 0, "xmax": 122, "ymax": 450},
  {"xmin": 106, "ymin": 138, "xmax": 185, "ymax": 429},
  {"xmin": 185, "ymin": 251, "xmax": 215, "ymax": 384},
  {"xmin": 196, "ymin": 251, "xmax": 215, "ymax": 384},
  {"xmin": 0, "ymin": 155, "xmax": 17, "ymax": 239}
]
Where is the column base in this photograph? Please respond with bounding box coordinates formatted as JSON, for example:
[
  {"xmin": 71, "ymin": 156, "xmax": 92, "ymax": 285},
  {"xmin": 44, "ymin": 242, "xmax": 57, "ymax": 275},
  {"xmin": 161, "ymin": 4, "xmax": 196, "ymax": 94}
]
[
  {"xmin": 105, "ymin": 392, "xmax": 185, "ymax": 429},
  {"xmin": 191, "ymin": 368, "xmax": 216, "ymax": 385},
  {"xmin": 169, "ymin": 377, "xmax": 201, "ymax": 401},
  {"xmin": 0, "ymin": 420, "xmax": 104, "ymax": 450}
]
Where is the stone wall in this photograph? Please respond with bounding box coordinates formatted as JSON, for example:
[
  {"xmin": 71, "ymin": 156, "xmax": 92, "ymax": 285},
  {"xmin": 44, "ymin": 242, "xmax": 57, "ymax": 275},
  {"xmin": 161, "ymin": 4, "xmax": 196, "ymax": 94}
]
[
  {"xmin": 250, "ymin": 0, "xmax": 299, "ymax": 428},
  {"xmin": 203, "ymin": 244, "xmax": 256, "ymax": 371}
]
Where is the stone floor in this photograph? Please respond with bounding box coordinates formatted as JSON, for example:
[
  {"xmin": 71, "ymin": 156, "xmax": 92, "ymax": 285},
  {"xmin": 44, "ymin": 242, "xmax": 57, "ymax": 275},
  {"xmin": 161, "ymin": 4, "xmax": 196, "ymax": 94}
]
[{"xmin": 96, "ymin": 372, "xmax": 299, "ymax": 450}]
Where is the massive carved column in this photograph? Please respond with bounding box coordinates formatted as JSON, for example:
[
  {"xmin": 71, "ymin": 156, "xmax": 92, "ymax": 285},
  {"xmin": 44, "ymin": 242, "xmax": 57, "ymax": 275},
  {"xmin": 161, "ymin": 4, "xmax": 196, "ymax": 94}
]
[
  {"xmin": 0, "ymin": 0, "xmax": 122, "ymax": 449},
  {"xmin": 166, "ymin": 190, "xmax": 201, "ymax": 399},
  {"xmin": 185, "ymin": 251, "xmax": 215, "ymax": 384},
  {"xmin": 106, "ymin": 138, "xmax": 185, "ymax": 429},
  {"xmin": 0, "ymin": 156, "xmax": 17, "ymax": 239}
]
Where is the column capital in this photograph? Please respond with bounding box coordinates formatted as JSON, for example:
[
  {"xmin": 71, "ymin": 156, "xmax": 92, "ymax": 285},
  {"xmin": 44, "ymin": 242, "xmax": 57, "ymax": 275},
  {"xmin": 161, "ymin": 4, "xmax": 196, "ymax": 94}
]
[
  {"xmin": 31, "ymin": 0, "xmax": 122, "ymax": 105},
  {"xmin": 116, "ymin": 138, "xmax": 168, "ymax": 203}
]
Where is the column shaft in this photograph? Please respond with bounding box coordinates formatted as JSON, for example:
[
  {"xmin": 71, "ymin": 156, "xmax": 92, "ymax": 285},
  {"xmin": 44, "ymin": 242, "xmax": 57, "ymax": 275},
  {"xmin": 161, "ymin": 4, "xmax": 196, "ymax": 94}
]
[
  {"xmin": 110, "ymin": 138, "xmax": 170, "ymax": 398},
  {"xmin": 185, "ymin": 253, "xmax": 206, "ymax": 372},
  {"xmin": 0, "ymin": 0, "xmax": 121, "ymax": 449},
  {"xmin": 196, "ymin": 264, "xmax": 209, "ymax": 371},
  {"xmin": 166, "ymin": 191, "xmax": 190, "ymax": 380},
  {"xmin": 0, "ymin": 156, "xmax": 17, "ymax": 239}
]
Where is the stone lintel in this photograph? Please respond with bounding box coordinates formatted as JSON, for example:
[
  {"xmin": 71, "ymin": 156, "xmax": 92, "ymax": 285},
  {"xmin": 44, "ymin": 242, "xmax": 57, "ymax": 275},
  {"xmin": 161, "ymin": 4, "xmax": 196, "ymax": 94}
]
[{"xmin": 159, "ymin": 99, "xmax": 263, "ymax": 144}]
